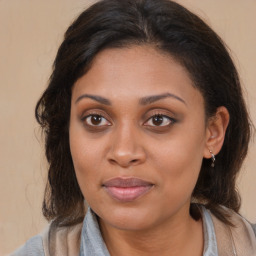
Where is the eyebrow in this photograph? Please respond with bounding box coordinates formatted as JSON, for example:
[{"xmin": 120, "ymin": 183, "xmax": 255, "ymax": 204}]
[
  {"xmin": 139, "ymin": 93, "xmax": 187, "ymax": 106},
  {"xmin": 75, "ymin": 94, "xmax": 111, "ymax": 105},
  {"xmin": 75, "ymin": 92, "xmax": 186, "ymax": 106}
]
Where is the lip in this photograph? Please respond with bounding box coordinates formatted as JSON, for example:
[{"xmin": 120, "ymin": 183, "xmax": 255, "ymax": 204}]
[{"xmin": 103, "ymin": 177, "xmax": 153, "ymax": 202}]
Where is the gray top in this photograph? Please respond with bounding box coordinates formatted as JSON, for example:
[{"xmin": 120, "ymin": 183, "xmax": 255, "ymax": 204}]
[
  {"xmin": 11, "ymin": 206, "xmax": 221, "ymax": 256},
  {"xmin": 79, "ymin": 206, "xmax": 218, "ymax": 256}
]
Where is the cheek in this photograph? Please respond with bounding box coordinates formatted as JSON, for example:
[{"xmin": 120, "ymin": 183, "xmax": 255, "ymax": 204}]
[
  {"xmin": 153, "ymin": 153, "xmax": 201, "ymax": 212},
  {"xmin": 150, "ymin": 127, "xmax": 205, "ymax": 198},
  {"xmin": 70, "ymin": 141, "xmax": 99, "ymax": 178},
  {"xmin": 155, "ymin": 146, "xmax": 202, "ymax": 184},
  {"xmin": 70, "ymin": 146, "xmax": 101, "ymax": 205},
  {"xmin": 69, "ymin": 122, "xmax": 102, "ymax": 199}
]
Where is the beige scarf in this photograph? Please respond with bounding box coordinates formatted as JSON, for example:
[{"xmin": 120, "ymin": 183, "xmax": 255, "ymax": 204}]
[
  {"xmin": 212, "ymin": 212, "xmax": 256, "ymax": 256},
  {"xmin": 43, "ymin": 209, "xmax": 256, "ymax": 256}
]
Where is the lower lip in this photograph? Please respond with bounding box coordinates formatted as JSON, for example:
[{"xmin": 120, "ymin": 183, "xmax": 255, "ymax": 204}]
[{"xmin": 104, "ymin": 185, "xmax": 153, "ymax": 202}]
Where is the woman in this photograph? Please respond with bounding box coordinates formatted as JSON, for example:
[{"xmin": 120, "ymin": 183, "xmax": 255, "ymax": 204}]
[{"xmin": 12, "ymin": 0, "xmax": 256, "ymax": 255}]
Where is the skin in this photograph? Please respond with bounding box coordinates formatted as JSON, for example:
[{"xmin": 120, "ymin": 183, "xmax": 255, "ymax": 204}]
[{"xmin": 69, "ymin": 45, "xmax": 229, "ymax": 256}]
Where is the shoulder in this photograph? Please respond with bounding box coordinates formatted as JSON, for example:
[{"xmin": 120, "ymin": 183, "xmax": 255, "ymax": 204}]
[
  {"xmin": 208, "ymin": 207, "xmax": 256, "ymax": 255},
  {"xmin": 9, "ymin": 222, "xmax": 83, "ymax": 256},
  {"xmin": 9, "ymin": 234, "xmax": 44, "ymax": 256}
]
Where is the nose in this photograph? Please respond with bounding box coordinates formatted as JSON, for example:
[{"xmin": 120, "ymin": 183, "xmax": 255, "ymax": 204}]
[{"xmin": 107, "ymin": 123, "xmax": 146, "ymax": 168}]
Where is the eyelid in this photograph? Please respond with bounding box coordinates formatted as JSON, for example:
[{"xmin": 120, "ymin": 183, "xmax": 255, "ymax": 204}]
[
  {"xmin": 144, "ymin": 114, "xmax": 176, "ymax": 127},
  {"xmin": 80, "ymin": 109, "xmax": 113, "ymax": 127},
  {"xmin": 83, "ymin": 114, "xmax": 111, "ymax": 127},
  {"xmin": 79, "ymin": 108, "xmax": 177, "ymax": 129},
  {"xmin": 80, "ymin": 109, "xmax": 111, "ymax": 121},
  {"xmin": 143, "ymin": 109, "xmax": 176, "ymax": 120},
  {"xmin": 142, "ymin": 108, "xmax": 178, "ymax": 127}
]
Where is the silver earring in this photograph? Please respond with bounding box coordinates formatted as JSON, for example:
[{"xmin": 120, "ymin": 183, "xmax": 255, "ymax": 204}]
[{"xmin": 209, "ymin": 150, "xmax": 215, "ymax": 167}]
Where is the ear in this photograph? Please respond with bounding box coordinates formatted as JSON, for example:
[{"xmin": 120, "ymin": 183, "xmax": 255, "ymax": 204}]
[{"xmin": 203, "ymin": 106, "xmax": 230, "ymax": 158}]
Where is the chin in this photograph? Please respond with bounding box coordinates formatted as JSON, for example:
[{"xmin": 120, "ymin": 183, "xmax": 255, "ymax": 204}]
[{"xmin": 96, "ymin": 204, "xmax": 162, "ymax": 231}]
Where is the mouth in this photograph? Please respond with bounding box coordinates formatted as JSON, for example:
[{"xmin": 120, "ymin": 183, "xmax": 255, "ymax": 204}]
[{"xmin": 103, "ymin": 177, "xmax": 154, "ymax": 202}]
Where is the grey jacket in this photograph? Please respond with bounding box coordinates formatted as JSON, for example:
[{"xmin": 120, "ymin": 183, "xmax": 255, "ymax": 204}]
[{"xmin": 10, "ymin": 206, "xmax": 256, "ymax": 256}]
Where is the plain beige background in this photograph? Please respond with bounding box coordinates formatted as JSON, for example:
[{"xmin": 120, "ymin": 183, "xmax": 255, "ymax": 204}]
[{"xmin": 0, "ymin": 0, "xmax": 255, "ymax": 255}]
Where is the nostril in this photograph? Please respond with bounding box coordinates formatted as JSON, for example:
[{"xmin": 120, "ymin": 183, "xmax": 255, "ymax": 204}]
[
  {"xmin": 108, "ymin": 158, "xmax": 139, "ymax": 167},
  {"xmin": 109, "ymin": 159, "xmax": 116, "ymax": 165}
]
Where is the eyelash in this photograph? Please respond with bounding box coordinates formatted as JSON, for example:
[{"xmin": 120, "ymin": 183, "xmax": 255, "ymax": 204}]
[
  {"xmin": 144, "ymin": 114, "xmax": 176, "ymax": 127},
  {"xmin": 81, "ymin": 112, "xmax": 176, "ymax": 129},
  {"xmin": 81, "ymin": 113, "xmax": 111, "ymax": 127}
]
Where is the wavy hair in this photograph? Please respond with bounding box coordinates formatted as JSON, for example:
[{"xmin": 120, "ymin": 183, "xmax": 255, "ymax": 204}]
[{"xmin": 36, "ymin": 0, "xmax": 252, "ymax": 226}]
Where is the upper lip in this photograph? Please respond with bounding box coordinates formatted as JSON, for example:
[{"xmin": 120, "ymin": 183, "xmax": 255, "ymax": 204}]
[{"xmin": 103, "ymin": 177, "xmax": 153, "ymax": 187}]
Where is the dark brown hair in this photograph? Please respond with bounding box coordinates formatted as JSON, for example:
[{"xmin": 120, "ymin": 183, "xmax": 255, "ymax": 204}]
[{"xmin": 36, "ymin": 0, "xmax": 252, "ymax": 226}]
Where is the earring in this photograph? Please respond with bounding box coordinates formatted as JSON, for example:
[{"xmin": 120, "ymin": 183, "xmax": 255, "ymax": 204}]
[{"xmin": 209, "ymin": 150, "xmax": 215, "ymax": 168}]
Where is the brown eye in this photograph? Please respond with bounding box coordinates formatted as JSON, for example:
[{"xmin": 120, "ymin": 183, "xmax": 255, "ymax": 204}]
[
  {"xmin": 152, "ymin": 115, "xmax": 164, "ymax": 126},
  {"xmin": 144, "ymin": 114, "xmax": 175, "ymax": 127},
  {"xmin": 84, "ymin": 114, "xmax": 110, "ymax": 126},
  {"xmin": 91, "ymin": 115, "xmax": 102, "ymax": 125}
]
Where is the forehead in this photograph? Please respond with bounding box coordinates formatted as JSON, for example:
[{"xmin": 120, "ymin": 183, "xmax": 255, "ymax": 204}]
[{"xmin": 72, "ymin": 45, "xmax": 203, "ymax": 108}]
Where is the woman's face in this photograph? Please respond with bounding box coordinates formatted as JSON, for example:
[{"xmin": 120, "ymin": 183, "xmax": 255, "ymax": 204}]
[{"xmin": 69, "ymin": 45, "xmax": 210, "ymax": 231}]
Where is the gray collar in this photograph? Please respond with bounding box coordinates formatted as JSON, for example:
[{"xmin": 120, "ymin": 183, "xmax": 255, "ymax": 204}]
[
  {"xmin": 80, "ymin": 206, "xmax": 218, "ymax": 256},
  {"xmin": 80, "ymin": 207, "xmax": 110, "ymax": 256}
]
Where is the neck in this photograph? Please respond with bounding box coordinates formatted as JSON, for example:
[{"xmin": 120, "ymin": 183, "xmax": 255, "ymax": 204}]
[{"xmin": 99, "ymin": 207, "xmax": 204, "ymax": 256}]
